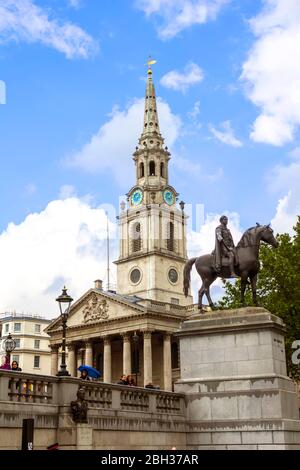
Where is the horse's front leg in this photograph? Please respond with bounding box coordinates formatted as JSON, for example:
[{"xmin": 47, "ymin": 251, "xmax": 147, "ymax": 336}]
[
  {"xmin": 205, "ymin": 285, "xmax": 215, "ymax": 310},
  {"xmin": 240, "ymin": 274, "xmax": 248, "ymax": 306},
  {"xmin": 250, "ymin": 274, "xmax": 258, "ymax": 306},
  {"xmin": 198, "ymin": 284, "xmax": 205, "ymax": 312}
]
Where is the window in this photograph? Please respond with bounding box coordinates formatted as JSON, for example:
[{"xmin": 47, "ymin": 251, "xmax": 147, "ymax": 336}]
[
  {"xmin": 160, "ymin": 162, "xmax": 165, "ymax": 177},
  {"xmin": 14, "ymin": 323, "xmax": 21, "ymax": 333},
  {"xmin": 171, "ymin": 342, "xmax": 179, "ymax": 369},
  {"xmin": 171, "ymin": 298, "xmax": 179, "ymax": 305},
  {"xmin": 14, "ymin": 339, "xmax": 21, "ymax": 348},
  {"xmin": 149, "ymin": 161, "xmax": 156, "ymax": 176},
  {"xmin": 130, "ymin": 268, "xmax": 142, "ymax": 285},
  {"xmin": 12, "ymin": 355, "xmax": 19, "ymax": 364},
  {"xmin": 166, "ymin": 222, "xmax": 175, "ymax": 251},
  {"xmin": 34, "ymin": 356, "xmax": 40, "ymax": 368},
  {"xmin": 5, "ymin": 324, "xmax": 9, "ymax": 333},
  {"xmin": 35, "ymin": 324, "xmax": 41, "ymax": 333},
  {"xmin": 132, "ymin": 222, "xmax": 142, "ymax": 253},
  {"xmin": 34, "ymin": 340, "xmax": 40, "ymax": 349},
  {"xmin": 139, "ymin": 162, "xmax": 144, "ymax": 178}
]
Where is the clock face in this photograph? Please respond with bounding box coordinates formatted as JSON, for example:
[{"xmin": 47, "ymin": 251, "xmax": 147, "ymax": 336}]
[
  {"xmin": 131, "ymin": 189, "xmax": 143, "ymax": 206},
  {"xmin": 163, "ymin": 189, "xmax": 175, "ymax": 206}
]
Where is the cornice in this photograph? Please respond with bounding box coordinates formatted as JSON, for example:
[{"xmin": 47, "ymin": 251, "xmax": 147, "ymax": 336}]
[
  {"xmin": 115, "ymin": 250, "xmax": 187, "ymax": 264},
  {"xmin": 47, "ymin": 309, "xmax": 185, "ymax": 336}
]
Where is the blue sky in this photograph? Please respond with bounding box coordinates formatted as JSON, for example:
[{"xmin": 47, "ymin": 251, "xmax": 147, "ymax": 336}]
[{"xmin": 0, "ymin": 0, "xmax": 299, "ymax": 315}]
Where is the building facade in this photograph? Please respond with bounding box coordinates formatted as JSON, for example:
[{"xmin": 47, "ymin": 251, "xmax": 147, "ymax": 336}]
[
  {"xmin": 46, "ymin": 67, "xmax": 195, "ymax": 390},
  {"xmin": 0, "ymin": 313, "xmax": 51, "ymax": 374}
]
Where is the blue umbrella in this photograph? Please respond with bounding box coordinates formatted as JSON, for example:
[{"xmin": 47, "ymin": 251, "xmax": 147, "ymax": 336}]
[{"xmin": 78, "ymin": 365, "xmax": 101, "ymax": 379}]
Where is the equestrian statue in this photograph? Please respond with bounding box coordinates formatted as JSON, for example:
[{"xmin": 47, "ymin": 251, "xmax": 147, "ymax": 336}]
[{"xmin": 183, "ymin": 216, "xmax": 278, "ymax": 311}]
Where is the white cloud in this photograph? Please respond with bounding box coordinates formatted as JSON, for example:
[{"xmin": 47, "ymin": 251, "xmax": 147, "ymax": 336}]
[
  {"xmin": 160, "ymin": 63, "xmax": 204, "ymax": 92},
  {"xmin": 0, "ymin": 0, "xmax": 98, "ymax": 59},
  {"xmin": 241, "ymin": 0, "xmax": 300, "ymax": 146},
  {"xmin": 0, "ymin": 197, "xmax": 117, "ymax": 317},
  {"xmin": 66, "ymin": 97, "xmax": 181, "ymax": 187},
  {"xmin": 187, "ymin": 100, "xmax": 201, "ymax": 120},
  {"xmin": 136, "ymin": 0, "xmax": 230, "ymax": 39},
  {"xmin": 269, "ymin": 148, "xmax": 300, "ymax": 234},
  {"xmin": 209, "ymin": 120, "xmax": 243, "ymax": 147}
]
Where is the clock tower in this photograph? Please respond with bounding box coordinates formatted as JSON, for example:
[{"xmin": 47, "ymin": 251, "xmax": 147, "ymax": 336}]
[{"xmin": 115, "ymin": 64, "xmax": 193, "ymax": 305}]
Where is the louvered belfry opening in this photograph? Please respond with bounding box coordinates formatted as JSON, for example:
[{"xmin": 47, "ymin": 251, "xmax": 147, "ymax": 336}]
[
  {"xmin": 166, "ymin": 221, "xmax": 175, "ymax": 252},
  {"xmin": 132, "ymin": 222, "xmax": 142, "ymax": 252}
]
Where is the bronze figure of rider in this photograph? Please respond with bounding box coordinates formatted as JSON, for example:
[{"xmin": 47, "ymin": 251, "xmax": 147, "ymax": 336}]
[{"xmin": 214, "ymin": 215, "xmax": 237, "ymax": 277}]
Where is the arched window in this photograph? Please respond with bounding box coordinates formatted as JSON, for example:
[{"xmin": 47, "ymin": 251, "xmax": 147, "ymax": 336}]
[
  {"xmin": 160, "ymin": 162, "xmax": 165, "ymax": 178},
  {"xmin": 166, "ymin": 222, "xmax": 175, "ymax": 251},
  {"xmin": 149, "ymin": 161, "xmax": 156, "ymax": 176},
  {"xmin": 139, "ymin": 162, "xmax": 144, "ymax": 178},
  {"xmin": 132, "ymin": 222, "xmax": 142, "ymax": 252},
  {"xmin": 171, "ymin": 342, "xmax": 179, "ymax": 369}
]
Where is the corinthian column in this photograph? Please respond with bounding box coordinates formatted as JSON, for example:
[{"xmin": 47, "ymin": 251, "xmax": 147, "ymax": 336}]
[
  {"xmin": 122, "ymin": 333, "xmax": 131, "ymax": 376},
  {"xmin": 163, "ymin": 333, "xmax": 172, "ymax": 391},
  {"xmin": 143, "ymin": 331, "xmax": 153, "ymax": 386},
  {"xmin": 67, "ymin": 343, "xmax": 76, "ymax": 377},
  {"xmin": 103, "ymin": 336, "xmax": 112, "ymax": 383},
  {"xmin": 50, "ymin": 344, "xmax": 59, "ymax": 375},
  {"xmin": 85, "ymin": 341, "xmax": 93, "ymax": 367}
]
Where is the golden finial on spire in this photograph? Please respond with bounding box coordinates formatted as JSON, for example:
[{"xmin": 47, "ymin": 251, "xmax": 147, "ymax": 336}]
[{"xmin": 146, "ymin": 55, "xmax": 157, "ymax": 75}]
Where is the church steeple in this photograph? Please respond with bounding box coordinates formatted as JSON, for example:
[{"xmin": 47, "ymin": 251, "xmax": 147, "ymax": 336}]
[
  {"xmin": 115, "ymin": 62, "xmax": 192, "ymax": 306},
  {"xmin": 132, "ymin": 64, "xmax": 173, "ymax": 201},
  {"xmin": 141, "ymin": 66, "xmax": 163, "ymax": 146}
]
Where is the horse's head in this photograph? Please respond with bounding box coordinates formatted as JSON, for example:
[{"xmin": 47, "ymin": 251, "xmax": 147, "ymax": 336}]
[{"xmin": 259, "ymin": 224, "xmax": 278, "ymax": 248}]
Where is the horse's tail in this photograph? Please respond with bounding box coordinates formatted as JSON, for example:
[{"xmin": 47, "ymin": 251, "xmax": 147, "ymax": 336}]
[{"xmin": 183, "ymin": 257, "xmax": 197, "ymax": 297}]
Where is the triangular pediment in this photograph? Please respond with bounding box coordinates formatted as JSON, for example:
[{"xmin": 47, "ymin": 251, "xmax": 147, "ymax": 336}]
[{"xmin": 46, "ymin": 289, "xmax": 145, "ymax": 333}]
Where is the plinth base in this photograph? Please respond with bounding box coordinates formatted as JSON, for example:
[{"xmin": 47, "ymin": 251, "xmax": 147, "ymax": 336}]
[{"xmin": 175, "ymin": 307, "xmax": 300, "ymax": 449}]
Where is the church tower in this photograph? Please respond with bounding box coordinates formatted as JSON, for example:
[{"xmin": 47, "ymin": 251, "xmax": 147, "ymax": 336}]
[{"xmin": 115, "ymin": 64, "xmax": 193, "ymax": 306}]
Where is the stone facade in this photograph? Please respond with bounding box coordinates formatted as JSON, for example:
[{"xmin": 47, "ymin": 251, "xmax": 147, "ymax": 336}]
[
  {"xmin": 0, "ymin": 313, "xmax": 51, "ymax": 374},
  {"xmin": 46, "ymin": 283, "xmax": 195, "ymax": 390}
]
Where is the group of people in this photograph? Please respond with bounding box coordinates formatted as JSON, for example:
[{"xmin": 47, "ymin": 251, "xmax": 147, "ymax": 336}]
[
  {"xmin": 116, "ymin": 375, "xmax": 160, "ymax": 389},
  {"xmin": 117, "ymin": 374, "xmax": 136, "ymax": 386}
]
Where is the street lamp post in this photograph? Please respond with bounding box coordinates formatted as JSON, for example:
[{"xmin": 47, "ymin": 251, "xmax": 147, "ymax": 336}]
[
  {"xmin": 132, "ymin": 332, "xmax": 139, "ymax": 386},
  {"xmin": 56, "ymin": 287, "xmax": 73, "ymax": 377},
  {"xmin": 3, "ymin": 333, "xmax": 16, "ymax": 369}
]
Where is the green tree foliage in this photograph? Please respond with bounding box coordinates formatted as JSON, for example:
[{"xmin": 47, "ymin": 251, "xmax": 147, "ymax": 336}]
[{"xmin": 218, "ymin": 217, "xmax": 300, "ymax": 379}]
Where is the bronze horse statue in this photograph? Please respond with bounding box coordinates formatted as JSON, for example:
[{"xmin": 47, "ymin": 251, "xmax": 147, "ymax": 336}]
[{"xmin": 183, "ymin": 224, "xmax": 278, "ymax": 311}]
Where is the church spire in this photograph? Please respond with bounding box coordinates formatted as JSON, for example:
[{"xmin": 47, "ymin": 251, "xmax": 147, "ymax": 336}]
[
  {"xmin": 132, "ymin": 59, "xmax": 172, "ymax": 195},
  {"xmin": 138, "ymin": 59, "xmax": 164, "ymax": 149}
]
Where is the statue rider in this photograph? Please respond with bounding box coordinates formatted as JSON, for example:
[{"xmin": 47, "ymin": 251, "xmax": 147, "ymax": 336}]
[{"xmin": 214, "ymin": 215, "xmax": 237, "ymax": 277}]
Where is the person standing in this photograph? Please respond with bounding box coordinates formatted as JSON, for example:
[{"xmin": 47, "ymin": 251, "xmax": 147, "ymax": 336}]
[{"xmin": 11, "ymin": 360, "xmax": 22, "ymax": 371}]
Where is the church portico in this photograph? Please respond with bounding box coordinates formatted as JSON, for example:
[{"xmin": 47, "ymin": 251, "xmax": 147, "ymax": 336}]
[{"xmin": 48, "ymin": 294, "xmax": 184, "ymax": 390}]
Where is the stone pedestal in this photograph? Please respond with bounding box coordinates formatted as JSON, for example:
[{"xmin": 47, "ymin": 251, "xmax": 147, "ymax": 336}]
[
  {"xmin": 175, "ymin": 307, "xmax": 300, "ymax": 450},
  {"xmin": 76, "ymin": 424, "xmax": 93, "ymax": 450}
]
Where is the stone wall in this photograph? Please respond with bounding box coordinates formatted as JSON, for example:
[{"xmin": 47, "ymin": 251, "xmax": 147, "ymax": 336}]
[{"xmin": 0, "ymin": 371, "xmax": 186, "ymax": 450}]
